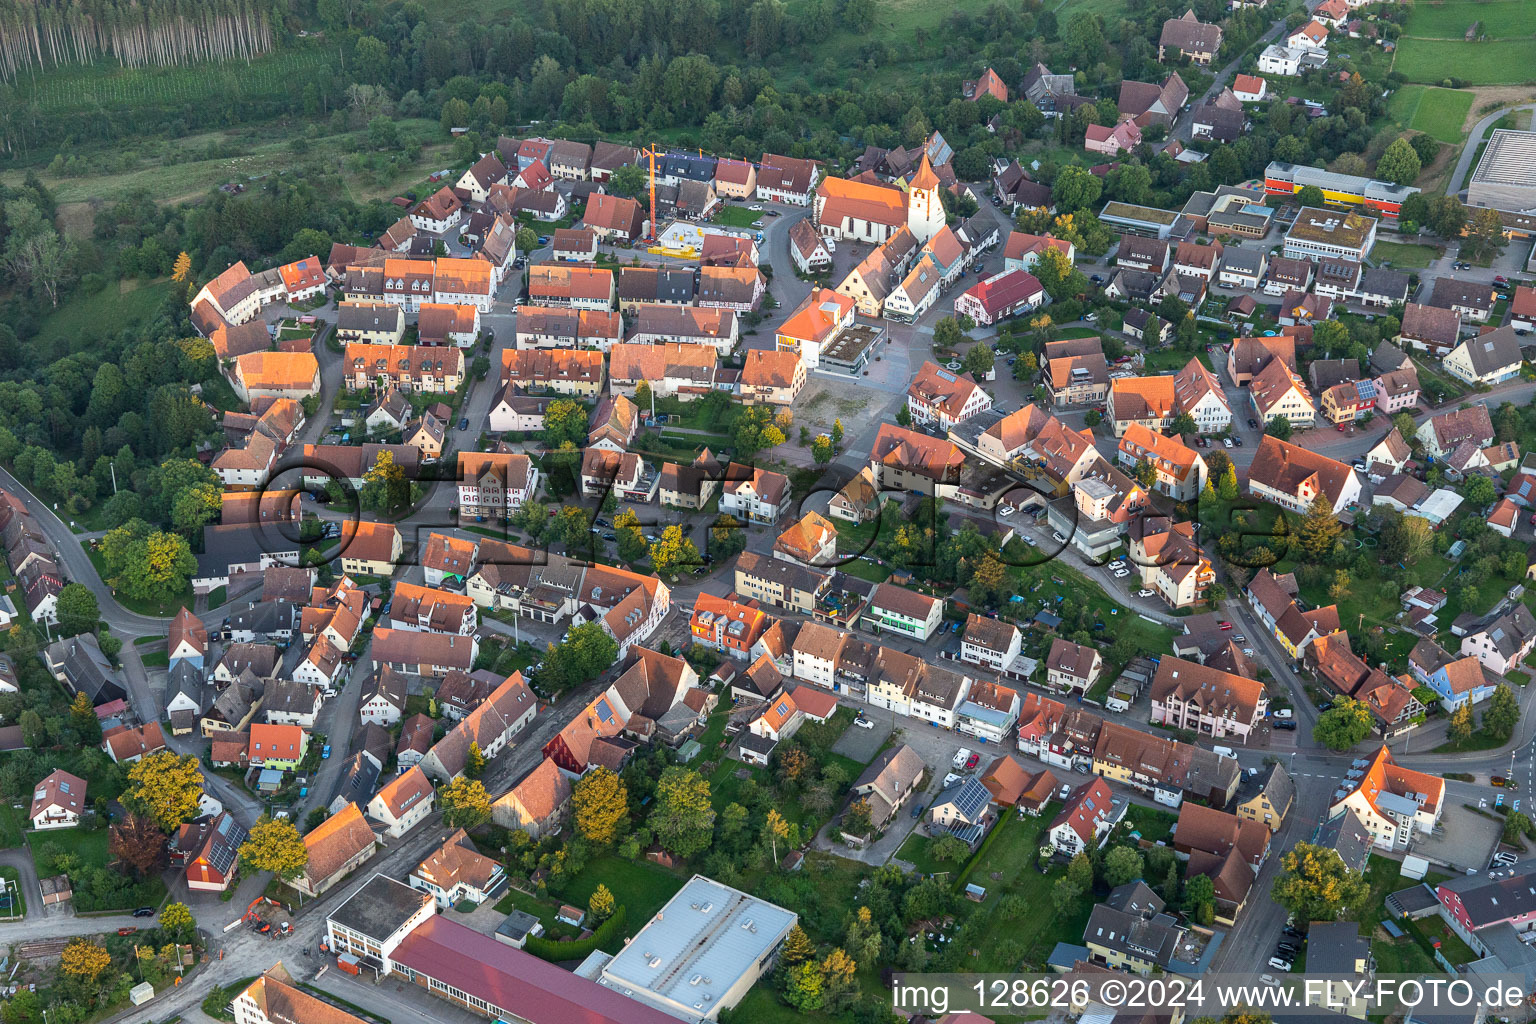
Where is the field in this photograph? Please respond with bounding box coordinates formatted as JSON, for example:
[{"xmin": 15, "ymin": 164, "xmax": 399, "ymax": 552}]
[
  {"xmin": 1389, "ymin": 85, "xmax": 1475, "ymax": 142},
  {"xmin": 33, "ymin": 279, "xmax": 174, "ymax": 349},
  {"xmin": 12, "ymin": 48, "xmax": 336, "ymax": 115},
  {"xmin": 1, "ymin": 118, "xmax": 452, "ymax": 207},
  {"xmin": 1403, "ymin": 0, "xmax": 1536, "ymax": 39},
  {"xmin": 1393, "ymin": 38, "xmax": 1536, "ymax": 85},
  {"xmin": 1369, "ymin": 239, "xmax": 1443, "ymax": 268}
]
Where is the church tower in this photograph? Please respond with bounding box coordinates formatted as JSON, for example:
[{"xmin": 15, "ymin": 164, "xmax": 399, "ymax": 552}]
[{"xmin": 907, "ymin": 155, "xmax": 946, "ymax": 244}]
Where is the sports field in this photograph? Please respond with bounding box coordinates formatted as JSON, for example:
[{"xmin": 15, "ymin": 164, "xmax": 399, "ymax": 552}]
[
  {"xmin": 1389, "ymin": 84, "xmax": 1474, "ymax": 141},
  {"xmin": 1395, "ymin": 0, "xmax": 1536, "ymax": 84}
]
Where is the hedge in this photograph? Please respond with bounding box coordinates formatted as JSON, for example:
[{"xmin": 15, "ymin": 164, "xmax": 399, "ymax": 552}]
[{"xmin": 524, "ymin": 906, "xmax": 628, "ymax": 963}]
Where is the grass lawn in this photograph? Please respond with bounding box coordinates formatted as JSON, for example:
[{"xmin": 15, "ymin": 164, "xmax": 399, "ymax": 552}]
[
  {"xmin": 1120, "ymin": 804, "xmax": 1179, "ymax": 844},
  {"xmin": 1371, "ymin": 239, "xmax": 1443, "ymax": 269},
  {"xmin": 1403, "ymin": 0, "xmax": 1536, "ymax": 39},
  {"xmin": 85, "ymin": 543, "xmax": 194, "ymax": 617},
  {"xmin": 33, "ymin": 279, "xmax": 173, "ymax": 349},
  {"xmin": 896, "ymin": 832, "xmax": 969, "ymax": 877},
  {"xmin": 549, "ymin": 855, "xmax": 686, "ymax": 939},
  {"xmin": 1142, "ymin": 347, "xmax": 1210, "ymax": 373},
  {"xmin": 1433, "ymin": 727, "xmax": 1510, "ymax": 752},
  {"xmin": 713, "ymin": 206, "xmax": 763, "ymax": 229},
  {"xmin": 1398, "ymin": 87, "xmax": 1475, "ymax": 143},
  {"xmin": 0, "ymin": 803, "xmax": 23, "ymax": 848},
  {"xmin": 0, "ymin": 865, "xmax": 27, "ymax": 918},
  {"xmin": 1392, "ymin": 37, "xmax": 1536, "ymax": 85},
  {"xmin": 43, "ymin": 826, "xmax": 111, "ymax": 866},
  {"xmin": 952, "ymin": 812, "xmax": 1092, "ymax": 970},
  {"xmin": 140, "ymin": 651, "xmax": 169, "ymax": 668},
  {"xmin": 1410, "ymin": 357, "xmax": 1469, "ymax": 402}
]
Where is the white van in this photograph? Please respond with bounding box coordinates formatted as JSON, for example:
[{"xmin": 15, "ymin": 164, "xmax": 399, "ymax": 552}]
[{"xmin": 1213, "ymin": 745, "xmax": 1236, "ymax": 759}]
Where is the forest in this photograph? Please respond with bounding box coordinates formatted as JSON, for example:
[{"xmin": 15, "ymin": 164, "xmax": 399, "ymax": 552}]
[{"xmin": 0, "ymin": 0, "xmax": 278, "ymax": 77}]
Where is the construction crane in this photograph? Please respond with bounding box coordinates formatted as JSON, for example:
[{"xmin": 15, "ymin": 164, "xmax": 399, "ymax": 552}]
[{"xmin": 641, "ymin": 145, "xmax": 663, "ymax": 242}]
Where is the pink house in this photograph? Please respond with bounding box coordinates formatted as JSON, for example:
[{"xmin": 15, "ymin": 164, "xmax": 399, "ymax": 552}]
[{"xmin": 1085, "ymin": 119, "xmax": 1142, "ymax": 156}]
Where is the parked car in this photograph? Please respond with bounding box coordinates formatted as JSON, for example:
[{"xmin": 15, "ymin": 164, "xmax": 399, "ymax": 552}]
[
  {"xmin": 1223, "ymin": 437, "xmax": 1234, "ymax": 448},
  {"xmin": 1269, "ymin": 958, "xmax": 1292, "ymax": 971},
  {"xmin": 1137, "ymin": 588, "xmax": 1155, "ymax": 597},
  {"xmin": 1275, "ymin": 720, "xmax": 1298, "ymax": 731},
  {"xmin": 1232, "ymin": 437, "xmax": 1242, "ymax": 447},
  {"xmin": 321, "ymin": 744, "xmax": 332, "ymax": 759},
  {"xmin": 133, "ymin": 907, "xmax": 156, "ymax": 918},
  {"xmin": 1218, "ymin": 621, "xmax": 1233, "ymax": 630},
  {"xmin": 1273, "ymin": 708, "xmax": 1293, "ymax": 719},
  {"xmin": 458, "ymin": 418, "xmax": 469, "ymax": 430},
  {"xmin": 854, "ymin": 717, "xmax": 875, "ymax": 730}
]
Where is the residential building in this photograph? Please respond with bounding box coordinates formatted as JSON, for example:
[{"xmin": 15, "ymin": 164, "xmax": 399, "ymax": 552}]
[
  {"xmin": 1398, "ymin": 302, "xmax": 1462, "ymax": 355},
  {"xmin": 1048, "ymin": 778, "xmax": 1120, "ymax": 855},
  {"xmin": 1327, "ymin": 745, "xmax": 1444, "ymax": 851},
  {"xmin": 410, "ymin": 829, "xmax": 506, "ymax": 909},
  {"xmin": 1247, "ymin": 436, "xmax": 1361, "ymax": 513},
  {"xmin": 491, "ymin": 759, "xmax": 571, "ymax": 838},
  {"xmin": 296, "ymin": 802, "xmax": 379, "ymax": 897},
  {"xmin": 1117, "ymin": 423, "xmax": 1208, "ymax": 500},
  {"xmin": 30, "ymin": 769, "xmax": 87, "ymax": 829},
  {"xmin": 1046, "ymin": 638, "xmax": 1102, "ymax": 695},
  {"xmin": 1151, "ymin": 657, "xmax": 1266, "ymax": 741},
  {"xmin": 907, "ymin": 362, "xmax": 993, "ymax": 430},
  {"xmin": 367, "ymin": 765, "xmax": 436, "ymax": 838},
  {"xmin": 1444, "ymin": 327, "xmax": 1525, "ymax": 387},
  {"xmin": 861, "ymin": 582, "xmax": 943, "ymax": 641},
  {"xmin": 1159, "ymin": 10, "xmax": 1223, "ymax": 64}
]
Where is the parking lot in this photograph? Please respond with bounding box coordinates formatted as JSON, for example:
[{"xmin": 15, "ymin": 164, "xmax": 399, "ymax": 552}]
[{"xmin": 1413, "ymin": 802, "xmax": 1503, "ymax": 871}]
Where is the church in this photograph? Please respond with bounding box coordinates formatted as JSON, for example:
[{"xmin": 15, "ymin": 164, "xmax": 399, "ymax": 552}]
[{"xmin": 813, "ymin": 155, "xmax": 946, "ymax": 246}]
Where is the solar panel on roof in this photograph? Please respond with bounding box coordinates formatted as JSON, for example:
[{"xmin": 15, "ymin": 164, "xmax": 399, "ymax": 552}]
[{"xmin": 595, "ymin": 699, "xmax": 615, "ymax": 724}]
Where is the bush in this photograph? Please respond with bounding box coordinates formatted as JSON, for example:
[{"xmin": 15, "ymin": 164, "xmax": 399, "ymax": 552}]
[{"xmin": 523, "ymin": 905, "xmax": 628, "ymax": 962}]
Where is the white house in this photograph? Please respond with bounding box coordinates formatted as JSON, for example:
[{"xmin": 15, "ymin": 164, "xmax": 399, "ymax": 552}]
[
  {"xmin": 365, "ymin": 766, "xmax": 436, "ymax": 839},
  {"xmin": 30, "ymin": 769, "xmax": 87, "ymax": 830}
]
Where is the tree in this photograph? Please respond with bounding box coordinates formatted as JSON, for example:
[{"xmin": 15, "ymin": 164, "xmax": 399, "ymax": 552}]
[
  {"xmin": 1328, "ymin": 569, "xmax": 1352, "ymax": 601},
  {"xmin": 932, "ymin": 316, "xmax": 964, "ymax": 351},
  {"xmin": 69, "ymin": 690, "xmax": 98, "ymax": 735},
  {"xmin": 541, "ymin": 399, "xmax": 589, "ymax": 449},
  {"xmin": 1504, "ymin": 812, "xmax": 1532, "ymax": 845},
  {"xmin": 831, "ymin": 419, "xmax": 844, "ymax": 445},
  {"xmin": 650, "ymin": 525, "xmax": 701, "ymax": 575},
  {"xmin": 1313, "ymin": 697, "xmax": 1374, "ymax": 750},
  {"xmin": 843, "ymin": 798, "xmax": 874, "ymax": 838},
  {"xmin": 930, "ymin": 834, "xmax": 971, "ymax": 863},
  {"xmin": 1462, "ymin": 473, "xmax": 1497, "ymax": 508},
  {"xmin": 171, "ymin": 251, "xmax": 193, "ymax": 283},
  {"xmin": 159, "ymin": 902, "xmax": 195, "ymax": 938},
  {"xmin": 1052, "ymin": 877, "xmax": 1085, "ymax": 914},
  {"xmin": 634, "ymin": 380, "xmax": 653, "ymax": 412},
  {"xmin": 1463, "ymin": 205, "xmax": 1508, "ymax": 263},
  {"xmin": 360, "ymin": 449, "xmax": 412, "ymax": 516},
  {"xmin": 1376, "ymin": 137, "xmax": 1421, "ymax": 187},
  {"xmin": 572, "ymin": 767, "xmax": 629, "ymax": 844},
  {"xmin": 820, "ymin": 948, "xmax": 859, "ymax": 1011},
  {"xmin": 962, "ymin": 343, "xmax": 994, "ymax": 379},
  {"xmin": 60, "ymin": 939, "xmax": 110, "ymax": 980},
  {"xmin": 649, "ymin": 766, "xmax": 716, "ymax": 857},
  {"xmin": 1272, "ymin": 842, "xmax": 1369, "ymax": 922},
  {"xmin": 239, "ymin": 817, "xmax": 309, "ymax": 880},
  {"xmin": 99, "ymin": 519, "xmax": 197, "ymax": 603},
  {"xmin": 110, "ymin": 814, "xmax": 168, "ymax": 877},
  {"xmin": 2, "ymin": 202, "xmax": 74, "ymax": 308},
  {"xmin": 766, "ymin": 807, "xmax": 790, "ymax": 862},
  {"xmin": 515, "ymin": 225, "xmax": 537, "ymax": 254},
  {"xmin": 781, "ymin": 925, "xmax": 816, "ymax": 968},
  {"xmin": 1298, "ymin": 494, "xmax": 1343, "ymax": 559},
  {"xmin": 465, "ymin": 741, "xmax": 486, "ymax": 778},
  {"xmin": 610, "ymin": 164, "xmax": 647, "ymax": 198},
  {"xmin": 1429, "ymin": 195, "xmax": 1467, "ymax": 239},
  {"xmin": 1296, "ymin": 185, "xmax": 1327, "ymax": 208},
  {"xmin": 613, "ymin": 508, "xmax": 648, "ymax": 563},
  {"xmin": 124, "ymin": 752, "xmax": 203, "ymax": 830},
  {"xmin": 1449, "ymin": 706, "xmax": 1474, "ymax": 746},
  {"xmin": 1053, "ymin": 166, "xmax": 1102, "ymax": 213},
  {"xmin": 1484, "ymin": 684, "xmax": 1520, "ymax": 741},
  {"xmin": 588, "ymin": 883, "xmax": 616, "ymax": 921},
  {"xmin": 56, "ymin": 583, "xmax": 99, "ymax": 636},
  {"xmin": 1183, "ymin": 873, "xmax": 1216, "ymax": 925},
  {"xmin": 783, "ymin": 960, "xmax": 824, "ymax": 1012},
  {"xmin": 811, "ymin": 435, "xmax": 834, "ymax": 464},
  {"xmin": 1103, "ymin": 846, "xmax": 1145, "ymax": 887},
  {"xmin": 170, "ymin": 483, "xmax": 221, "ymax": 534},
  {"xmin": 1067, "ymin": 851, "xmax": 1094, "ymax": 890},
  {"xmin": 441, "ymin": 777, "xmax": 492, "ymax": 829},
  {"xmin": 1264, "ymin": 415, "xmax": 1294, "ymax": 441}
]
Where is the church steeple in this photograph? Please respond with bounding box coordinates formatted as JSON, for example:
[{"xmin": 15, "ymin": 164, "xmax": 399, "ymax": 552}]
[{"xmin": 907, "ymin": 155, "xmax": 945, "ymax": 244}]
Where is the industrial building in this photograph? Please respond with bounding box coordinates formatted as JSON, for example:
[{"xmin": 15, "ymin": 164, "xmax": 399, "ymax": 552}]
[
  {"xmin": 578, "ymin": 875, "xmax": 799, "ymax": 1022},
  {"xmin": 1468, "ymin": 130, "xmax": 1536, "ymax": 214}
]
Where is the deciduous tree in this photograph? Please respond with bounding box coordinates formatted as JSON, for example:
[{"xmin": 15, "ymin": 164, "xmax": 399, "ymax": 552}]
[
  {"xmin": 56, "ymin": 583, "xmax": 99, "ymax": 636},
  {"xmin": 60, "ymin": 939, "xmax": 110, "ymax": 980},
  {"xmin": 1272, "ymin": 842, "xmax": 1368, "ymax": 922},
  {"xmin": 239, "ymin": 817, "xmax": 309, "ymax": 880},
  {"xmin": 124, "ymin": 752, "xmax": 203, "ymax": 830},
  {"xmin": 572, "ymin": 767, "xmax": 629, "ymax": 844},
  {"xmin": 1312, "ymin": 697, "xmax": 1373, "ymax": 750},
  {"xmin": 159, "ymin": 901, "xmax": 195, "ymax": 938},
  {"xmin": 1484, "ymin": 684, "xmax": 1520, "ymax": 741},
  {"xmin": 110, "ymin": 814, "xmax": 169, "ymax": 877},
  {"xmin": 1103, "ymin": 846, "xmax": 1145, "ymax": 887},
  {"xmin": 441, "ymin": 777, "xmax": 492, "ymax": 829},
  {"xmin": 649, "ymin": 766, "xmax": 716, "ymax": 857}
]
